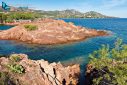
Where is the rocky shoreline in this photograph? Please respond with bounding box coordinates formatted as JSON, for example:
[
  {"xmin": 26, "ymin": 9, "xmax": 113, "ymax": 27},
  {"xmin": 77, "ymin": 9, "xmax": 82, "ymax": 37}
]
[
  {"xmin": 0, "ymin": 54, "xmax": 80, "ymax": 85},
  {"xmin": 0, "ymin": 19, "xmax": 108, "ymax": 45}
]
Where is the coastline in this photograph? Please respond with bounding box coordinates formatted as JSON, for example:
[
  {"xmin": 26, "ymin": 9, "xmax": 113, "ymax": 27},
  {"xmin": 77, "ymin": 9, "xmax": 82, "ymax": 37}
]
[
  {"xmin": 0, "ymin": 17, "xmax": 126, "ymax": 85},
  {"xmin": 0, "ymin": 30, "xmax": 109, "ymax": 45},
  {"xmin": 0, "ymin": 54, "xmax": 80, "ymax": 85},
  {"xmin": 0, "ymin": 23, "xmax": 20, "ymax": 26},
  {"xmin": 0, "ymin": 19, "xmax": 109, "ymax": 45}
]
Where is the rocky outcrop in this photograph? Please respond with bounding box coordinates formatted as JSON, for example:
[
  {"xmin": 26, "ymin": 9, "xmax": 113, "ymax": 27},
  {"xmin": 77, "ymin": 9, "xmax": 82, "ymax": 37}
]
[
  {"xmin": 85, "ymin": 64, "xmax": 117, "ymax": 85},
  {"xmin": 0, "ymin": 54, "xmax": 80, "ymax": 85},
  {"xmin": 0, "ymin": 19, "xmax": 108, "ymax": 44}
]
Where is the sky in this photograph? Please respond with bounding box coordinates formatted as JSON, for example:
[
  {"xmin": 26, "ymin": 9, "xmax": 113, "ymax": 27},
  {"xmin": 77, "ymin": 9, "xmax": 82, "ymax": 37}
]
[{"xmin": 0, "ymin": 0, "xmax": 127, "ymax": 18}]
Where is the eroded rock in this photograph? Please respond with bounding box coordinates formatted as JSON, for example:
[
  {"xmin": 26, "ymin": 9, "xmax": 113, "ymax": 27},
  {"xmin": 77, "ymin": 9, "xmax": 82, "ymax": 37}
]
[{"xmin": 0, "ymin": 54, "xmax": 80, "ymax": 85}]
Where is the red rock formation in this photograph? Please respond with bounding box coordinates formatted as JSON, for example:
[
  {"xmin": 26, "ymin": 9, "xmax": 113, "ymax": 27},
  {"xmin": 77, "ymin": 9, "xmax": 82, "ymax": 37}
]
[
  {"xmin": 86, "ymin": 64, "xmax": 94, "ymax": 74},
  {"xmin": 0, "ymin": 54, "xmax": 80, "ymax": 85},
  {"xmin": 0, "ymin": 19, "xmax": 108, "ymax": 44}
]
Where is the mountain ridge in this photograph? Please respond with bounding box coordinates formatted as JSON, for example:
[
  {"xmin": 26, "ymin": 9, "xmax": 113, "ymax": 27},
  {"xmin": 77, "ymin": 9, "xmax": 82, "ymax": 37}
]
[
  {"xmin": 38, "ymin": 9, "xmax": 115, "ymax": 18},
  {"xmin": 0, "ymin": 5, "xmax": 116, "ymax": 18}
]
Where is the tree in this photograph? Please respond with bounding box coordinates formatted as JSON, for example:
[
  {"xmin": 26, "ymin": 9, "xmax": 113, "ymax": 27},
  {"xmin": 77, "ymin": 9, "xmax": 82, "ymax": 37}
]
[
  {"xmin": 89, "ymin": 39, "xmax": 127, "ymax": 85},
  {"xmin": 0, "ymin": 13, "xmax": 7, "ymax": 23}
]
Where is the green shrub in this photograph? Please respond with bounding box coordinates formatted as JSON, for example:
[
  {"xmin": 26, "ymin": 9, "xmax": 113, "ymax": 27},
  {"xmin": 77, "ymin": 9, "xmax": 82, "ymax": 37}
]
[
  {"xmin": 5, "ymin": 18, "xmax": 13, "ymax": 23},
  {"xmin": 9, "ymin": 54, "xmax": 21, "ymax": 62},
  {"xmin": 0, "ymin": 72, "xmax": 15, "ymax": 85},
  {"xmin": 8, "ymin": 64, "xmax": 25, "ymax": 74},
  {"xmin": 24, "ymin": 24, "xmax": 38, "ymax": 31},
  {"xmin": 89, "ymin": 39, "xmax": 127, "ymax": 85},
  {"xmin": 0, "ymin": 72, "xmax": 6, "ymax": 85},
  {"xmin": 0, "ymin": 72, "xmax": 9, "ymax": 85}
]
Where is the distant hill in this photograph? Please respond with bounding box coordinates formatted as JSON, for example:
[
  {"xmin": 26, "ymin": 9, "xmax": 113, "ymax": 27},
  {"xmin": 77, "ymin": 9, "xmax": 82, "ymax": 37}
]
[
  {"xmin": 84, "ymin": 11, "xmax": 113, "ymax": 18},
  {"xmin": 0, "ymin": 5, "xmax": 115, "ymax": 18},
  {"xmin": 39, "ymin": 9, "xmax": 84, "ymax": 18},
  {"xmin": 0, "ymin": 2, "xmax": 115, "ymax": 18},
  {"xmin": 37, "ymin": 9, "xmax": 115, "ymax": 18}
]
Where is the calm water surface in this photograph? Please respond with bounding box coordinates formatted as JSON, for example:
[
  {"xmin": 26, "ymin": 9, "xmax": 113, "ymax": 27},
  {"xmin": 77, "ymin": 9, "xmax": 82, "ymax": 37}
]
[{"xmin": 0, "ymin": 18, "xmax": 127, "ymax": 71}]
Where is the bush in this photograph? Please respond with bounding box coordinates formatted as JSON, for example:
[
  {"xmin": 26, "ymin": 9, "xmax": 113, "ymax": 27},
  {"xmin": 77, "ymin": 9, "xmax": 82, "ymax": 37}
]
[
  {"xmin": 0, "ymin": 72, "xmax": 9, "ymax": 85},
  {"xmin": 9, "ymin": 54, "xmax": 21, "ymax": 62},
  {"xmin": 8, "ymin": 64, "xmax": 25, "ymax": 74},
  {"xmin": 89, "ymin": 39, "xmax": 127, "ymax": 85},
  {"xmin": 0, "ymin": 72, "xmax": 15, "ymax": 85},
  {"xmin": 24, "ymin": 24, "xmax": 38, "ymax": 31},
  {"xmin": 5, "ymin": 18, "xmax": 13, "ymax": 23}
]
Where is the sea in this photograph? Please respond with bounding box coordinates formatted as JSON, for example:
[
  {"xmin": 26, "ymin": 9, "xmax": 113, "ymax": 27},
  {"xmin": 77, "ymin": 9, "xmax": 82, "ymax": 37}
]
[{"xmin": 0, "ymin": 18, "xmax": 127, "ymax": 84}]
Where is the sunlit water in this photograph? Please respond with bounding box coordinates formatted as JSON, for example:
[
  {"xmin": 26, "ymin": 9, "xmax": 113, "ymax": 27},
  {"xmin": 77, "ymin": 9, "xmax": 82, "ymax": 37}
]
[{"xmin": 0, "ymin": 19, "xmax": 127, "ymax": 84}]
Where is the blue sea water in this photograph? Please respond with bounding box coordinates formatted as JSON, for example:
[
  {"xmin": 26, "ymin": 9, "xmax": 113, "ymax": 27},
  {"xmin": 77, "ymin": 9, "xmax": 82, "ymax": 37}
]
[
  {"xmin": 0, "ymin": 18, "xmax": 127, "ymax": 69},
  {"xmin": 0, "ymin": 25, "xmax": 13, "ymax": 30}
]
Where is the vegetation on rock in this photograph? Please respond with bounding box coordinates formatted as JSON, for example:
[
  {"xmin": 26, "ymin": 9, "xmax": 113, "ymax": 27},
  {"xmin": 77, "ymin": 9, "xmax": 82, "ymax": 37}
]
[
  {"xmin": 6, "ymin": 12, "xmax": 41, "ymax": 20},
  {"xmin": 0, "ymin": 72, "xmax": 9, "ymax": 85},
  {"xmin": 0, "ymin": 13, "xmax": 7, "ymax": 23},
  {"xmin": 0, "ymin": 72, "xmax": 15, "ymax": 85},
  {"xmin": 88, "ymin": 39, "xmax": 127, "ymax": 85},
  {"xmin": 8, "ymin": 64, "xmax": 25, "ymax": 74},
  {"xmin": 9, "ymin": 54, "xmax": 21, "ymax": 62},
  {"xmin": 0, "ymin": 54, "xmax": 80, "ymax": 85},
  {"xmin": 24, "ymin": 24, "xmax": 38, "ymax": 31},
  {"xmin": 0, "ymin": 12, "xmax": 42, "ymax": 23}
]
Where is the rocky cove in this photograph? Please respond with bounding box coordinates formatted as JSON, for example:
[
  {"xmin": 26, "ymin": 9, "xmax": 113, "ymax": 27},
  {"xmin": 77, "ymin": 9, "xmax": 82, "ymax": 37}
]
[
  {"xmin": 0, "ymin": 18, "xmax": 127, "ymax": 85},
  {"xmin": 0, "ymin": 19, "xmax": 110, "ymax": 85},
  {"xmin": 0, "ymin": 0, "xmax": 127, "ymax": 84}
]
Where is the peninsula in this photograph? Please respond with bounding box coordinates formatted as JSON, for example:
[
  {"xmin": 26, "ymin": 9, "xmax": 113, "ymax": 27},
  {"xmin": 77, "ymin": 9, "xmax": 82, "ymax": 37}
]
[{"xmin": 0, "ymin": 19, "xmax": 108, "ymax": 44}]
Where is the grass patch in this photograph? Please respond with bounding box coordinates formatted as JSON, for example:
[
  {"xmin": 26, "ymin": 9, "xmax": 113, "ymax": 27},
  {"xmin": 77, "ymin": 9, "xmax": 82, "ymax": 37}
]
[
  {"xmin": 0, "ymin": 72, "xmax": 9, "ymax": 85},
  {"xmin": 24, "ymin": 24, "xmax": 38, "ymax": 31},
  {"xmin": 9, "ymin": 54, "xmax": 21, "ymax": 62},
  {"xmin": 8, "ymin": 64, "xmax": 25, "ymax": 74},
  {"xmin": 0, "ymin": 72, "xmax": 15, "ymax": 85}
]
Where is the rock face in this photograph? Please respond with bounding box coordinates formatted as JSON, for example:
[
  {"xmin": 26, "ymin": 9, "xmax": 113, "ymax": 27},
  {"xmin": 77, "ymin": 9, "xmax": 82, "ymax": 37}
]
[
  {"xmin": 85, "ymin": 64, "xmax": 116, "ymax": 85},
  {"xmin": 0, "ymin": 54, "xmax": 80, "ymax": 85},
  {"xmin": 0, "ymin": 19, "xmax": 108, "ymax": 44}
]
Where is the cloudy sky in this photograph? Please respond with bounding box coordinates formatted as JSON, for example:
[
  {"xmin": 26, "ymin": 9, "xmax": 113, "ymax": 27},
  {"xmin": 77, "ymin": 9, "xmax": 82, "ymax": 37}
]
[{"xmin": 1, "ymin": 0, "xmax": 127, "ymax": 17}]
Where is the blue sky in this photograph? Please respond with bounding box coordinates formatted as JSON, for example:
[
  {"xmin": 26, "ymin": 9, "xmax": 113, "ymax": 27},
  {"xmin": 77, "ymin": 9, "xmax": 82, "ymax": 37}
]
[{"xmin": 1, "ymin": 0, "xmax": 127, "ymax": 17}]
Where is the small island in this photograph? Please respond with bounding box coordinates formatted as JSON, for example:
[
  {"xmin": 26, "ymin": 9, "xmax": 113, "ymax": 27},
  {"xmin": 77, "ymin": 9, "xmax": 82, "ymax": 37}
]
[{"xmin": 0, "ymin": 19, "xmax": 108, "ymax": 44}]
